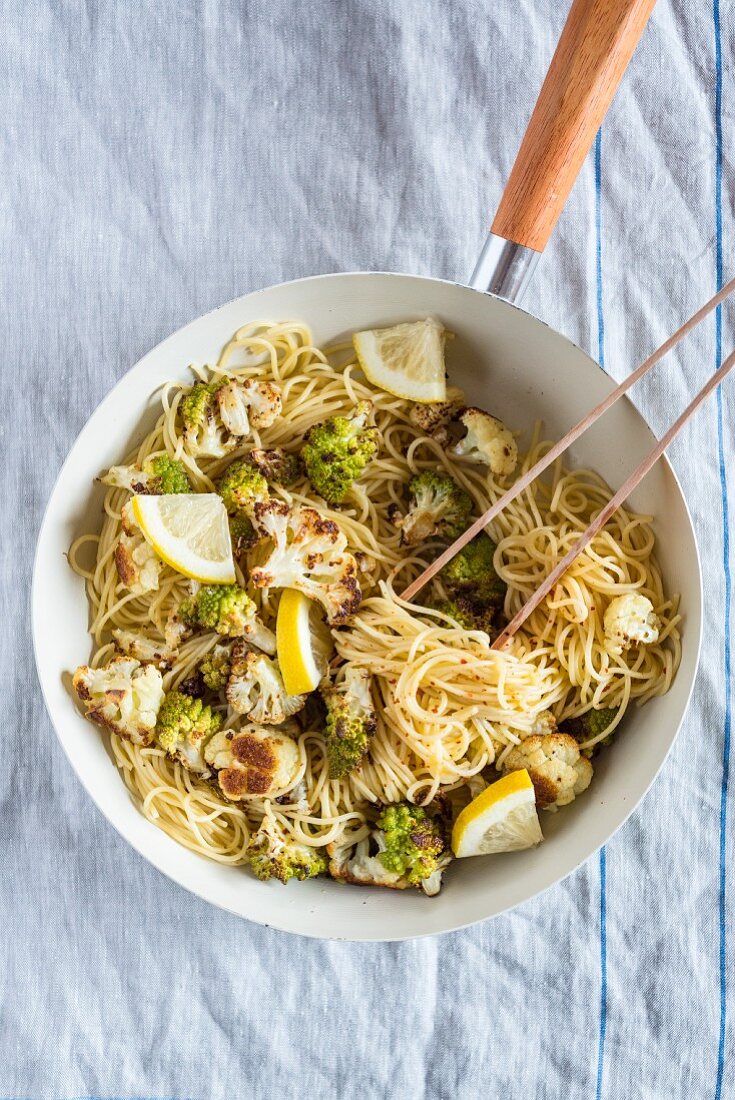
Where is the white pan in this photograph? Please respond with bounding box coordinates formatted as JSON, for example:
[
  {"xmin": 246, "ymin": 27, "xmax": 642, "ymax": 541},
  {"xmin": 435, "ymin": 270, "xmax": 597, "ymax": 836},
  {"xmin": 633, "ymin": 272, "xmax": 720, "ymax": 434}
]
[{"xmin": 33, "ymin": 0, "xmax": 701, "ymax": 940}]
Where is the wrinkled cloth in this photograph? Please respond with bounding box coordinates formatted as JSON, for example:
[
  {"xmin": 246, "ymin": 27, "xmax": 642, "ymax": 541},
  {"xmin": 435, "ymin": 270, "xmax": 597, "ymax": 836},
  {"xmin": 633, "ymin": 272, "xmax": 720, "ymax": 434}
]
[{"xmin": 2, "ymin": 1, "xmax": 734, "ymax": 1097}]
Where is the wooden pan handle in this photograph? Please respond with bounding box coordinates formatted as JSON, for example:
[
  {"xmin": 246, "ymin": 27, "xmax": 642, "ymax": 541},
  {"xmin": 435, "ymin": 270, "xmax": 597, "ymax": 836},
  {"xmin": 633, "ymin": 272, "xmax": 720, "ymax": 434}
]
[{"xmin": 491, "ymin": 0, "xmax": 656, "ymax": 252}]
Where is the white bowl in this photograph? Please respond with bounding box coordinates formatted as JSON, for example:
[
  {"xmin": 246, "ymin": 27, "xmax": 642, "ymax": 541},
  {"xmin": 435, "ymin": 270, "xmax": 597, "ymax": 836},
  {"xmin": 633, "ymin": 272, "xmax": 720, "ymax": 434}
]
[{"xmin": 33, "ymin": 273, "xmax": 702, "ymax": 940}]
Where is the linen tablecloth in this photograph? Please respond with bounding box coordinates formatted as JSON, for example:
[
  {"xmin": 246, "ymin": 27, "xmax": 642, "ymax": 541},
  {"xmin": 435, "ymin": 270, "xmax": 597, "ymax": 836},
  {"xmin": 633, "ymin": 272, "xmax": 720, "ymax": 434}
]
[{"xmin": 3, "ymin": 2, "xmax": 733, "ymax": 1096}]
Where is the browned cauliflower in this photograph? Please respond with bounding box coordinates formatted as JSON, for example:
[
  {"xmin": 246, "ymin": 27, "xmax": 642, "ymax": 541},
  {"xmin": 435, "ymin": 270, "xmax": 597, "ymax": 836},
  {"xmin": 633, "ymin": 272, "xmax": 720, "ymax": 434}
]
[
  {"xmin": 408, "ymin": 386, "xmax": 465, "ymax": 444},
  {"xmin": 502, "ymin": 732, "xmax": 593, "ymax": 810},
  {"xmin": 72, "ymin": 657, "xmax": 164, "ymax": 745},
  {"xmin": 452, "ymin": 407, "xmax": 517, "ymax": 476},
  {"xmin": 225, "ymin": 641, "xmax": 307, "ymax": 725},
  {"xmin": 216, "ymin": 378, "xmax": 282, "ymax": 436},
  {"xmin": 603, "ymin": 594, "xmax": 661, "ymax": 656},
  {"xmin": 249, "ymin": 501, "xmax": 362, "ymax": 624},
  {"xmin": 114, "ymin": 501, "xmax": 161, "ymax": 594},
  {"xmin": 111, "ymin": 628, "xmax": 176, "ymax": 670},
  {"xmin": 204, "ymin": 725, "xmax": 301, "ymax": 800}
]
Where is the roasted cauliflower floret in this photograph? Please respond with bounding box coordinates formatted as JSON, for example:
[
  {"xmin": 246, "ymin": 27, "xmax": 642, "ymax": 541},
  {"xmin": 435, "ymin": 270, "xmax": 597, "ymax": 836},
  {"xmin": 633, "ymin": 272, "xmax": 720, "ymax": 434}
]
[
  {"xmin": 246, "ymin": 447, "xmax": 302, "ymax": 486},
  {"xmin": 200, "ymin": 643, "xmax": 232, "ymax": 691},
  {"xmin": 301, "ymin": 400, "xmax": 380, "ymax": 504},
  {"xmin": 439, "ymin": 532, "xmax": 507, "ymax": 611},
  {"xmin": 328, "ymin": 802, "xmax": 449, "ymax": 895},
  {"xmin": 72, "ymin": 657, "xmax": 164, "ymax": 745},
  {"xmin": 561, "ymin": 706, "xmax": 619, "ymax": 751},
  {"xmin": 452, "ymin": 407, "xmax": 518, "ymax": 476},
  {"xmin": 217, "ymin": 459, "xmax": 269, "ymax": 515},
  {"xmin": 502, "ymin": 732, "xmax": 593, "ymax": 810},
  {"xmin": 408, "ymin": 386, "xmax": 465, "ymax": 444},
  {"xmin": 102, "ymin": 454, "xmax": 192, "ymax": 495},
  {"xmin": 391, "ymin": 470, "xmax": 472, "ymax": 545},
  {"xmin": 111, "ymin": 628, "xmax": 176, "ymax": 670},
  {"xmin": 204, "ymin": 725, "xmax": 300, "ymax": 800},
  {"xmin": 114, "ymin": 501, "xmax": 161, "ymax": 594},
  {"xmin": 225, "ymin": 641, "xmax": 307, "ymax": 725},
  {"xmin": 178, "ymin": 583, "xmax": 276, "ymax": 652},
  {"xmin": 216, "ymin": 378, "xmax": 282, "ymax": 436},
  {"xmin": 249, "ymin": 501, "xmax": 362, "ymax": 624},
  {"xmin": 245, "ymin": 816, "xmax": 328, "ymax": 884},
  {"xmin": 321, "ymin": 666, "xmax": 377, "ymax": 778},
  {"xmin": 603, "ymin": 594, "xmax": 661, "ymax": 656},
  {"xmin": 163, "ymin": 610, "xmax": 192, "ymax": 652},
  {"xmin": 180, "ymin": 381, "xmax": 235, "ymax": 458},
  {"xmin": 155, "ymin": 690, "xmax": 222, "ymax": 773}
]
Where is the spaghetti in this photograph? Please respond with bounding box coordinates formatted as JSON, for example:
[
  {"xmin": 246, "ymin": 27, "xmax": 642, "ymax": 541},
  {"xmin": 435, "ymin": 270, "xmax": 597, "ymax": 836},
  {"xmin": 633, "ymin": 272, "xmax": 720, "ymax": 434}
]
[{"xmin": 69, "ymin": 320, "xmax": 681, "ymax": 866}]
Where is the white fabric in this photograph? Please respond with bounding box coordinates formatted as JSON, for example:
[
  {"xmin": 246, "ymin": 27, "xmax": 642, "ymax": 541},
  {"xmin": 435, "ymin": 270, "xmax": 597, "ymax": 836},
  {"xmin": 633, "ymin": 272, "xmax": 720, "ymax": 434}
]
[{"xmin": 3, "ymin": 1, "xmax": 733, "ymax": 1097}]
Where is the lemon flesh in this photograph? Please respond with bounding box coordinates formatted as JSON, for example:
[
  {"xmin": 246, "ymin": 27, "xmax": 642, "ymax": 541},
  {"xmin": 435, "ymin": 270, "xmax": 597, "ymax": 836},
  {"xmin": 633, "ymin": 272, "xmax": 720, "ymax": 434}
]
[
  {"xmin": 452, "ymin": 769, "xmax": 544, "ymax": 857},
  {"xmin": 277, "ymin": 589, "xmax": 334, "ymax": 695},
  {"xmin": 353, "ymin": 317, "xmax": 447, "ymax": 403},
  {"xmin": 132, "ymin": 493, "xmax": 236, "ymax": 584}
]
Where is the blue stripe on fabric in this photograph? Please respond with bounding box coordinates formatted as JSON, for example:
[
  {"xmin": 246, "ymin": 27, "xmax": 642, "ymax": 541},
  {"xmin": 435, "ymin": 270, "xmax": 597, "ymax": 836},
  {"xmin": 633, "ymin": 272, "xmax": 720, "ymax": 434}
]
[
  {"xmin": 593, "ymin": 126, "xmax": 608, "ymax": 1100},
  {"xmin": 713, "ymin": 1, "xmax": 731, "ymax": 1095}
]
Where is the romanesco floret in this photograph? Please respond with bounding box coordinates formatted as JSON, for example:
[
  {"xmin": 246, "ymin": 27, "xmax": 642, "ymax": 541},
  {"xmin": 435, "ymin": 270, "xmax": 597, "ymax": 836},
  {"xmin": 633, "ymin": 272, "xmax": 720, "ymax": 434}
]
[
  {"xmin": 178, "ymin": 584, "xmax": 276, "ymax": 652},
  {"xmin": 72, "ymin": 657, "xmax": 164, "ymax": 745},
  {"xmin": 200, "ymin": 643, "xmax": 232, "ymax": 691},
  {"xmin": 440, "ymin": 533, "xmax": 506, "ymax": 610},
  {"xmin": 375, "ymin": 803, "xmax": 446, "ymax": 886},
  {"xmin": 502, "ymin": 732, "xmax": 593, "ymax": 810},
  {"xmin": 155, "ymin": 690, "xmax": 222, "ymax": 773},
  {"xmin": 229, "ymin": 513, "xmax": 259, "ymax": 557},
  {"xmin": 103, "ymin": 454, "xmax": 192, "ymax": 495},
  {"xmin": 322, "ymin": 666, "xmax": 377, "ymax": 778},
  {"xmin": 301, "ymin": 400, "xmax": 380, "ymax": 503},
  {"xmin": 204, "ymin": 725, "xmax": 300, "ymax": 799},
  {"xmin": 561, "ymin": 707, "xmax": 619, "ymax": 751},
  {"xmin": 433, "ymin": 597, "xmax": 497, "ymax": 635},
  {"xmin": 452, "ymin": 407, "xmax": 518, "ymax": 476},
  {"xmin": 327, "ymin": 801, "xmax": 450, "ymax": 895},
  {"xmin": 180, "ymin": 381, "xmax": 232, "ymax": 458},
  {"xmin": 217, "ymin": 459, "xmax": 269, "ymax": 515},
  {"xmin": 393, "ymin": 471, "xmax": 472, "ymax": 545},
  {"xmin": 246, "ymin": 447, "xmax": 302, "ymax": 486},
  {"xmin": 225, "ymin": 640, "xmax": 307, "ymax": 725},
  {"xmin": 249, "ymin": 501, "xmax": 362, "ymax": 624},
  {"xmin": 245, "ymin": 816, "xmax": 328, "ymax": 884}
]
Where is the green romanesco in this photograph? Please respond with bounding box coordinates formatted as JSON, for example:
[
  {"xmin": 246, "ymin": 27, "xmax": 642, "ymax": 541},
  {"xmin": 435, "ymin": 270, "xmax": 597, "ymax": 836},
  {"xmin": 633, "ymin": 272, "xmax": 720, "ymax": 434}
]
[
  {"xmin": 439, "ymin": 532, "xmax": 507, "ymax": 609},
  {"xmin": 199, "ymin": 644, "xmax": 232, "ymax": 692},
  {"xmin": 246, "ymin": 447, "xmax": 302, "ymax": 487},
  {"xmin": 180, "ymin": 381, "xmax": 220, "ymax": 430},
  {"xmin": 561, "ymin": 707, "xmax": 619, "ymax": 751},
  {"xmin": 376, "ymin": 803, "xmax": 446, "ymax": 886},
  {"xmin": 246, "ymin": 819, "xmax": 328, "ymax": 884},
  {"xmin": 143, "ymin": 454, "xmax": 192, "ymax": 494},
  {"xmin": 394, "ymin": 471, "xmax": 473, "ymax": 545},
  {"xmin": 322, "ymin": 666, "xmax": 376, "ymax": 779},
  {"xmin": 178, "ymin": 584, "xmax": 276, "ymax": 651},
  {"xmin": 217, "ymin": 459, "xmax": 269, "ymax": 515},
  {"xmin": 155, "ymin": 689, "xmax": 222, "ymax": 772},
  {"xmin": 229, "ymin": 513, "xmax": 259, "ymax": 556},
  {"xmin": 434, "ymin": 597, "xmax": 497, "ymax": 635},
  {"xmin": 301, "ymin": 400, "xmax": 380, "ymax": 504}
]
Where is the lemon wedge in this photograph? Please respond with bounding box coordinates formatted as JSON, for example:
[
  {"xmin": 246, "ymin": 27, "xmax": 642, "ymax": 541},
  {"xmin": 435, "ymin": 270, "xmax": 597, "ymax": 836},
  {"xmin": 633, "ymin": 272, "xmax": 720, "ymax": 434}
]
[
  {"xmin": 276, "ymin": 589, "xmax": 334, "ymax": 695},
  {"xmin": 452, "ymin": 769, "xmax": 543, "ymax": 857},
  {"xmin": 353, "ymin": 317, "xmax": 447, "ymax": 403},
  {"xmin": 132, "ymin": 494, "xmax": 236, "ymax": 584}
]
